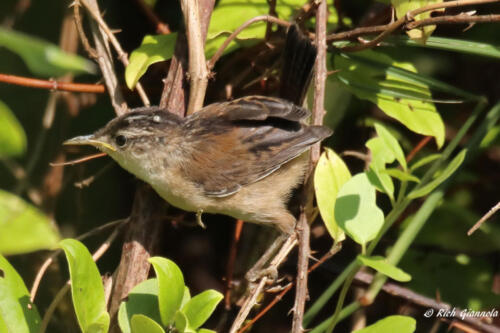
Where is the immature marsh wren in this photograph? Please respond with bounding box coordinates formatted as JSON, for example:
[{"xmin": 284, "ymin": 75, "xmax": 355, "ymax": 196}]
[{"xmin": 64, "ymin": 26, "xmax": 331, "ymax": 234}]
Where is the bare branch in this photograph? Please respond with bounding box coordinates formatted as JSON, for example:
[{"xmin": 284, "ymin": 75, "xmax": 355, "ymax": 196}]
[
  {"xmin": 468, "ymin": 201, "xmax": 500, "ymax": 235},
  {"xmin": 180, "ymin": 0, "xmax": 210, "ymax": 114},
  {"xmin": 78, "ymin": 0, "xmax": 151, "ymax": 108},
  {"xmin": 0, "ymin": 73, "xmax": 105, "ymax": 93},
  {"xmin": 230, "ymin": 234, "xmax": 298, "ymax": 333}
]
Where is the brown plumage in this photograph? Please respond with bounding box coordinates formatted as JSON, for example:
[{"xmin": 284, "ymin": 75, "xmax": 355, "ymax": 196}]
[{"xmin": 63, "ymin": 25, "xmax": 332, "ymax": 234}]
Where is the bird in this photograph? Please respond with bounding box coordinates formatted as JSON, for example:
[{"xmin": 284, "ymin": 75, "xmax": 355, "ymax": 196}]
[{"xmin": 63, "ymin": 25, "xmax": 332, "ymax": 235}]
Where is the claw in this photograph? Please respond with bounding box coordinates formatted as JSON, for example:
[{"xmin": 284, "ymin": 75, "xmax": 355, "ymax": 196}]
[{"xmin": 196, "ymin": 209, "xmax": 206, "ymax": 229}]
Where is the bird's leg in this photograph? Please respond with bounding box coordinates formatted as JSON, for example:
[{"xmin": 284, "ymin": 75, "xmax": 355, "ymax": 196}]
[
  {"xmin": 245, "ymin": 233, "xmax": 289, "ymax": 282},
  {"xmin": 246, "ymin": 212, "xmax": 297, "ymax": 282}
]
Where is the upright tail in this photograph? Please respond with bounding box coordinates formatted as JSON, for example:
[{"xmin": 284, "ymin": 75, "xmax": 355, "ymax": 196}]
[{"xmin": 279, "ymin": 25, "xmax": 317, "ymax": 106}]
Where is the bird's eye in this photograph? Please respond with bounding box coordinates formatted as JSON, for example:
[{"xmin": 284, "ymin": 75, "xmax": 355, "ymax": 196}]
[{"xmin": 115, "ymin": 135, "xmax": 127, "ymax": 147}]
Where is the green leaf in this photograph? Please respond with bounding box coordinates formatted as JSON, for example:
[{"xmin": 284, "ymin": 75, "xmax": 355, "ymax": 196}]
[
  {"xmin": 131, "ymin": 314, "xmax": 165, "ymax": 333},
  {"xmin": 334, "ymin": 173, "xmax": 384, "ymax": 247},
  {"xmin": 387, "ymin": 35, "xmax": 500, "ymax": 59},
  {"xmin": 174, "ymin": 310, "xmax": 189, "ymax": 333},
  {"xmin": 181, "ymin": 290, "xmax": 223, "ymax": 329},
  {"xmin": 334, "ymin": 50, "xmax": 445, "ymax": 147},
  {"xmin": 197, "ymin": 330, "xmax": 216, "ymax": 333},
  {"xmin": 205, "ymin": 0, "xmax": 304, "ymax": 58},
  {"xmin": 392, "ymin": 0, "xmax": 442, "ymax": 43},
  {"xmin": 0, "ymin": 100, "xmax": 26, "ymax": 158},
  {"xmin": 59, "ymin": 239, "xmax": 110, "ymax": 333},
  {"xmin": 354, "ymin": 315, "xmax": 416, "ymax": 333},
  {"xmin": 365, "ymin": 137, "xmax": 395, "ymax": 199},
  {"xmin": 180, "ymin": 287, "xmax": 191, "ymax": 309},
  {"xmin": 343, "ymin": 52, "xmax": 478, "ymax": 101},
  {"xmin": 374, "ymin": 123, "xmax": 407, "ymax": 171},
  {"xmin": 0, "ymin": 190, "xmax": 60, "ymax": 255},
  {"xmin": 149, "ymin": 257, "xmax": 185, "ymax": 326},
  {"xmin": 314, "ymin": 148, "xmax": 350, "ymax": 242},
  {"xmin": 125, "ymin": 33, "xmax": 178, "ymax": 89},
  {"xmin": 357, "ymin": 255, "xmax": 411, "ymax": 282},
  {"xmin": 382, "ymin": 168, "xmax": 420, "ymax": 183},
  {"xmin": 0, "ymin": 255, "xmax": 41, "ymax": 333},
  {"xmin": 409, "ymin": 153, "xmax": 442, "ymax": 171},
  {"xmin": 408, "ymin": 149, "xmax": 467, "ymax": 198},
  {"xmin": 118, "ymin": 279, "xmax": 162, "ymax": 333},
  {"xmin": 0, "ymin": 27, "xmax": 96, "ymax": 77}
]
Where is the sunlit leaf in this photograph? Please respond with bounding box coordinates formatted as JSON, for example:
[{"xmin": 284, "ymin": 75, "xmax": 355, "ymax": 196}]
[
  {"xmin": 118, "ymin": 279, "xmax": 162, "ymax": 333},
  {"xmin": 387, "ymin": 35, "xmax": 500, "ymax": 59},
  {"xmin": 131, "ymin": 314, "xmax": 165, "ymax": 333},
  {"xmin": 149, "ymin": 257, "xmax": 185, "ymax": 326},
  {"xmin": 125, "ymin": 33, "xmax": 177, "ymax": 89},
  {"xmin": 0, "ymin": 100, "xmax": 26, "ymax": 158},
  {"xmin": 408, "ymin": 149, "xmax": 466, "ymax": 198},
  {"xmin": 409, "ymin": 153, "xmax": 442, "ymax": 171},
  {"xmin": 382, "ymin": 168, "xmax": 420, "ymax": 183},
  {"xmin": 181, "ymin": 290, "xmax": 223, "ymax": 329},
  {"xmin": 0, "ymin": 27, "xmax": 96, "ymax": 77},
  {"xmin": 354, "ymin": 315, "xmax": 416, "ymax": 333},
  {"xmin": 314, "ymin": 148, "xmax": 350, "ymax": 242},
  {"xmin": 60, "ymin": 239, "xmax": 109, "ymax": 333},
  {"xmin": 0, "ymin": 190, "xmax": 60, "ymax": 255},
  {"xmin": 357, "ymin": 255, "xmax": 411, "ymax": 282},
  {"xmin": 365, "ymin": 137, "xmax": 395, "ymax": 199},
  {"xmin": 334, "ymin": 173, "xmax": 384, "ymax": 247},
  {"xmin": 374, "ymin": 123, "xmax": 407, "ymax": 171},
  {"xmin": 334, "ymin": 50, "xmax": 445, "ymax": 147},
  {"xmin": 0, "ymin": 255, "xmax": 41, "ymax": 333}
]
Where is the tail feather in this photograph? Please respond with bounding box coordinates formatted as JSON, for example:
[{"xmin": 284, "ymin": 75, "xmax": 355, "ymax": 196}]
[{"xmin": 279, "ymin": 25, "xmax": 317, "ymax": 105}]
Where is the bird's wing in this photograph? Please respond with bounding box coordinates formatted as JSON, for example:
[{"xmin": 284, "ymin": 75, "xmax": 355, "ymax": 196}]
[{"xmin": 182, "ymin": 96, "xmax": 332, "ymax": 197}]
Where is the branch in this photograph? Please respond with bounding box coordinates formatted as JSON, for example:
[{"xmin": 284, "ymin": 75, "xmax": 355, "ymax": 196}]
[
  {"xmin": 406, "ymin": 13, "xmax": 500, "ymax": 29},
  {"xmin": 326, "ymin": 0, "xmax": 500, "ymax": 51},
  {"xmin": 132, "ymin": 0, "xmax": 171, "ymax": 34},
  {"xmin": 180, "ymin": 0, "xmax": 210, "ymax": 114},
  {"xmin": 0, "ymin": 73, "xmax": 105, "ymax": 93},
  {"xmin": 75, "ymin": 0, "xmax": 127, "ymax": 115},
  {"xmin": 291, "ymin": 2, "xmax": 328, "ymax": 332},
  {"xmin": 468, "ymin": 201, "xmax": 500, "ymax": 235},
  {"xmin": 231, "ymin": 234, "xmax": 298, "ymax": 333},
  {"xmin": 78, "ymin": 0, "xmax": 151, "ymax": 108},
  {"xmin": 238, "ymin": 246, "xmax": 342, "ymax": 332}
]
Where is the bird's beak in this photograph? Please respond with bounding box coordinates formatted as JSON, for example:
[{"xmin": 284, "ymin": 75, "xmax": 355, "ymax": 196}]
[{"xmin": 63, "ymin": 135, "xmax": 116, "ymax": 152}]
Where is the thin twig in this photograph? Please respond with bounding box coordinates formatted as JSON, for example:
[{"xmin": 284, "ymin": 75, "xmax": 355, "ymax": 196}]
[
  {"xmin": 207, "ymin": 15, "xmax": 291, "ymax": 71},
  {"xmin": 180, "ymin": 0, "xmax": 209, "ymax": 114},
  {"xmin": 76, "ymin": 0, "xmax": 127, "ymax": 115},
  {"xmin": 291, "ymin": 2, "xmax": 328, "ymax": 332},
  {"xmin": 224, "ymin": 220, "xmax": 244, "ymax": 310},
  {"xmin": 231, "ymin": 234, "xmax": 298, "ymax": 333},
  {"xmin": 78, "ymin": 0, "xmax": 151, "ymax": 108},
  {"xmin": 406, "ymin": 13, "xmax": 500, "ymax": 30},
  {"xmin": 30, "ymin": 219, "xmax": 126, "ymax": 302},
  {"xmin": 0, "ymin": 73, "xmax": 105, "ymax": 93},
  {"xmin": 468, "ymin": 201, "xmax": 500, "ymax": 235},
  {"xmin": 406, "ymin": 136, "xmax": 432, "ymax": 163},
  {"xmin": 238, "ymin": 248, "xmax": 341, "ymax": 333},
  {"xmin": 38, "ymin": 226, "xmax": 122, "ymax": 333},
  {"xmin": 132, "ymin": 0, "xmax": 171, "ymax": 34},
  {"xmin": 332, "ymin": 0, "xmax": 500, "ymax": 51},
  {"xmin": 50, "ymin": 152, "xmax": 108, "ymax": 167}
]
